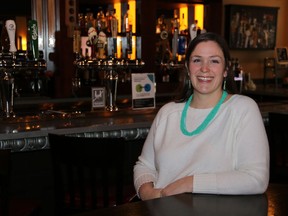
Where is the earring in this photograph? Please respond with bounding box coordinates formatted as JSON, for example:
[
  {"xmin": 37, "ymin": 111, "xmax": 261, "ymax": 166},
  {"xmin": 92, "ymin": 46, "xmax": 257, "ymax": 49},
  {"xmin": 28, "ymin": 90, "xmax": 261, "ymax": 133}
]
[{"xmin": 223, "ymin": 77, "xmax": 226, "ymax": 91}]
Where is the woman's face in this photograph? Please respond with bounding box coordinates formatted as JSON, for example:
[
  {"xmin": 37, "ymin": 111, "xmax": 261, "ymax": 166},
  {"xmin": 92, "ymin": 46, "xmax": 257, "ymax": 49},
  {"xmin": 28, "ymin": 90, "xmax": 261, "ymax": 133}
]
[{"xmin": 188, "ymin": 41, "xmax": 227, "ymax": 95}]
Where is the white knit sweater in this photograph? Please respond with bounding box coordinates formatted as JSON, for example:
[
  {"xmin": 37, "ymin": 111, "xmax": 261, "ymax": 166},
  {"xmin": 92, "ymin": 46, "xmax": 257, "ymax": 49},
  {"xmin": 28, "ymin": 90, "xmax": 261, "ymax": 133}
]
[{"xmin": 134, "ymin": 94, "xmax": 270, "ymax": 196}]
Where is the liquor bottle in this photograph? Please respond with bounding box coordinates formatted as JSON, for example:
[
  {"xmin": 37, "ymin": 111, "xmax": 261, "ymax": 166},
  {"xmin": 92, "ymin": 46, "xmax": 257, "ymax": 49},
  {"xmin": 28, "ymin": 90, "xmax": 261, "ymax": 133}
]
[
  {"xmin": 72, "ymin": 13, "xmax": 82, "ymax": 55},
  {"xmin": 177, "ymin": 35, "xmax": 187, "ymax": 62},
  {"xmin": 171, "ymin": 9, "xmax": 179, "ymax": 61},
  {"xmin": 73, "ymin": 25, "xmax": 81, "ymax": 55},
  {"xmin": 78, "ymin": 13, "xmax": 87, "ymax": 36},
  {"xmin": 110, "ymin": 9, "xmax": 118, "ymax": 57},
  {"xmin": 123, "ymin": 4, "xmax": 132, "ymax": 58},
  {"xmin": 106, "ymin": 9, "xmax": 114, "ymax": 36},
  {"xmin": 123, "ymin": 4, "xmax": 132, "ymax": 33},
  {"xmin": 156, "ymin": 15, "xmax": 164, "ymax": 34},
  {"xmin": 86, "ymin": 12, "xmax": 95, "ymax": 31},
  {"xmin": 96, "ymin": 7, "xmax": 107, "ymax": 33},
  {"xmin": 171, "ymin": 9, "xmax": 179, "ymax": 34},
  {"xmin": 180, "ymin": 13, "xmax": 187, "ymax": 35},
  {"xmin": 233, "ymin": 58, "xmax": 243, "ymax": 93}
]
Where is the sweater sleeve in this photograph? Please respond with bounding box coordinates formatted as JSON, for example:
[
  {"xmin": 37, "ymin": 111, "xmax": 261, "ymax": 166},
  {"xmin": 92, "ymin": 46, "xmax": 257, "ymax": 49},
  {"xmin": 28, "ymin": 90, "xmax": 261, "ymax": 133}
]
[
  {"xmin": 133, "ymin": 108, "xmax": 160, "ymax": 196},
  {"xmin": 193, "ymin": 97, "xmax": 270, "ymax": 195}
]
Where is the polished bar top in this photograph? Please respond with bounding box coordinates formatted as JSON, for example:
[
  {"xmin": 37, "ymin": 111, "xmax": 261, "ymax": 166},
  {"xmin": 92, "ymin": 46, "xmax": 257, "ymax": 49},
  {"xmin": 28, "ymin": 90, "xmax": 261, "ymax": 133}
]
[
  {"xmin": 1, "ymin": 88, "xmax": 288, "ymax": 152},
  {"xmin": 73, "ymin": 183, "xmax": 288, "ymax": 216},
  {"xmin": 0, "ymin": 106, "xmax": 157, "ymax": 139},
  {"xmin": 2, "ymin": 95, "xmax": 288, "ymax": 134}
]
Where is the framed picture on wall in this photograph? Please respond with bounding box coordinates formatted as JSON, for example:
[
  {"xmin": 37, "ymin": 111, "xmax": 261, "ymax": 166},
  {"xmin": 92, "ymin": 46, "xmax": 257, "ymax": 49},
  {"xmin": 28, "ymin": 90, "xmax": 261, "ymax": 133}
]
[{"xmin": 225, "ymin": 5, "xmax": 279, "ymax": 50}]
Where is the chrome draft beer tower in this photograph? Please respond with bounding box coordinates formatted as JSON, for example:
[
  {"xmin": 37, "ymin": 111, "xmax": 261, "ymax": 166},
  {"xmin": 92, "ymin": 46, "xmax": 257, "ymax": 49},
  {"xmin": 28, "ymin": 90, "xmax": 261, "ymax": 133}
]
[{"xmin": 0, "ymin": 20, "xmax": 16, "ymax": 118}]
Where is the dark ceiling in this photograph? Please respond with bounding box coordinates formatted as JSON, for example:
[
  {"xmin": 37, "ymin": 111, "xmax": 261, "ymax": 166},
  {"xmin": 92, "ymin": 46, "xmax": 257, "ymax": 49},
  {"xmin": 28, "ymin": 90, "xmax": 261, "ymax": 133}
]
[{"xmin": 1, "ymin": 0, "xmax": 31, "ymax": 17}]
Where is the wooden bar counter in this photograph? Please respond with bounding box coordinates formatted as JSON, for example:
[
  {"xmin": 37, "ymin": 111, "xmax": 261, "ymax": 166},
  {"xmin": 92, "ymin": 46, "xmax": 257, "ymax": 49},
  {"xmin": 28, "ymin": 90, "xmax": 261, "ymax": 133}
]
[{"xmin": 0, "ymin": 98, "xmax": 155, "ymax": 152}]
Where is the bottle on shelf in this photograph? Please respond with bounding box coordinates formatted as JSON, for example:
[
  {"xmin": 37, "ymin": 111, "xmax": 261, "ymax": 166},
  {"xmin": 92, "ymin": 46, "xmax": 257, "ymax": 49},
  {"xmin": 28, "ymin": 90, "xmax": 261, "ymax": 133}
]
[
  {"xmin": 86, "ymin": 12, "xmax": 95, "ymax": 32},
  {"xmin": 96, "ymin": 7, "xmax": 107, "ymax": 33},
  {"xmin": 123, "ymin": 4, "xmax": 132, "ymax": 58},
  {"xmin": 177, "ymin": 35, "xmax": 187, "ymax": 62},
  {"xmin": 180, "ymin": 13, "xmax": 187, "ymax": 35},
  {"xmin": 171, "ymin": 9, "xmax": 179, "ymax": 34},
  {"xmin": 110, "ymin": 9, "xmax": 118, "ymax": 58},
  {"xmin": 171, "ymin": 9, "xmax": 179, "ymax": 61},
  {"xmin": 233, "ymin": 58, "xmax": 244, "ymax": 93},
  {"xmin": 73, "ymin": 16, "xmax": 81, "ymax": 56},
  {"xmin": 106, "ymin": 9, "xmax": 112, "ymax": 36},
  {"xmin": 172, "ymin": 28, "xmax": 179, "ymax": 61},
  {"xmin": 78, "ymin": 13, "xmax": 87, "ymax": 36},
  {"xmin": 123, "ymin": 4, "xmax": 132, "ymax": 33},
  {"xmin": 156, "ymin": 15, "xmax": 164, "ymax": 34},
  {"xmin": 95, "ymin": 7, "xmax": 108, "ymax": 59},
  {"xmin": 155, "ymin": 15, "xmax": 171, "ymax": 64}
]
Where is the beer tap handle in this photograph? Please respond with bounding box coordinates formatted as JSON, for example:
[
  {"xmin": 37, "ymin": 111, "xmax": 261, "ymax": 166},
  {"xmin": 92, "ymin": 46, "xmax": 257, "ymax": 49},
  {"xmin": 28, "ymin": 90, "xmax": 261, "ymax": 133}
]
[
  {"xmin": 5, "ymin": 20, "xmax": 17, "ymax": 53},
  {"xmin": 28, "ymin": 20, "xmax": 39, "ymax": 60}
]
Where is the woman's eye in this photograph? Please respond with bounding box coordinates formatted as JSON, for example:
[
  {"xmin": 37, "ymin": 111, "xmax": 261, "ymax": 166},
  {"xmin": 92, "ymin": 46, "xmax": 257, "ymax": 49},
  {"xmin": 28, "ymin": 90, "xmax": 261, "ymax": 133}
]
[
  {"xmin": 211, "ymin": 59, "xmax": 220, "ymax": 64},
  {"xmin": 192, "ymin": 58, "xmax": 201, "ymax": 63}
]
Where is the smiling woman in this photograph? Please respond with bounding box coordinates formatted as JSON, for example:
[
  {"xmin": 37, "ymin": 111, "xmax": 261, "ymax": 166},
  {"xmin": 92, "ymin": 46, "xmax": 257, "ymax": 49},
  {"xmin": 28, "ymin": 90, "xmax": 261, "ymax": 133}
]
[{"xmin": 134, "ymin": 32, "xmax": 269, "ymax": 201}]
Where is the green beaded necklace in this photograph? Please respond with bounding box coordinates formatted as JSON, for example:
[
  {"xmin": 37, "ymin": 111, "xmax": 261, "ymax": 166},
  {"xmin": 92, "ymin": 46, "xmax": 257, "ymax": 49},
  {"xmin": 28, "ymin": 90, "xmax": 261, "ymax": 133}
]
[{"xmin": 180, "ymin": 91, "xmax": 228, "ymax": 136}]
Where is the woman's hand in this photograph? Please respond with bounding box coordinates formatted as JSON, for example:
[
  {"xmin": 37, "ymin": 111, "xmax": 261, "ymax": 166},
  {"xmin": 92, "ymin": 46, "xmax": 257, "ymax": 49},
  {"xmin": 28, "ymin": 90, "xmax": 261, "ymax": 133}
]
[
  {"xmin": 161, "ymin": 176, "xmax": 193, "ymax": 197},
  {"xmin": 139, "ymin": 182, "xmax": 163, "ymax": 200}
]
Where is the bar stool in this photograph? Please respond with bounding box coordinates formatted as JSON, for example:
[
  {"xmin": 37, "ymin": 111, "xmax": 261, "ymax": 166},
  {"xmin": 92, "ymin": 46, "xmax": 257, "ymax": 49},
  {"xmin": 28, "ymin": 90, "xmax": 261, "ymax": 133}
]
[
  {"xmin": 0, "ymin": 149, "xmax": 41, "ymax": 216},
  {"xmin": 268, "ymin": 112, "xmax": 288, "ymax": 183}
]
